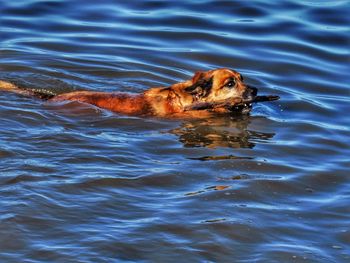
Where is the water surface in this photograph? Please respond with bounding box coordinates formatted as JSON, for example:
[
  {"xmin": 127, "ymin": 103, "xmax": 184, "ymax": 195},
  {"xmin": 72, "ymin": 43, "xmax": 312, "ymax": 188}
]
[{"xmin": 0, "ymin": 0, "xmax": 349, "ymax": 262}]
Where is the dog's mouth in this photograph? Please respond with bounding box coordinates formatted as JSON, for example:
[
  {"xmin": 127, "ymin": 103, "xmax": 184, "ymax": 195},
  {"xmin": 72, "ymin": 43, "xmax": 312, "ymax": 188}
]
[
  {"xmin": 228, "ymin": 102, "xmax": 253, "ymax": 114},
  {"xmin": 185, "ymin": 88, "xmax": 279, "ymax": 114},
  {"xmin": 227, "ymin": 94, "xmax": 280, "ymax": 114}
]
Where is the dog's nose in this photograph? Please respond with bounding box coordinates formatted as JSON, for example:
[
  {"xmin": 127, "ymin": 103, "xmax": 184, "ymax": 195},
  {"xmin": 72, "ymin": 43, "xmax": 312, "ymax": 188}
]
[{"xmin": 243, "ymin": 86, "xmax": 258, "ymax": 100}]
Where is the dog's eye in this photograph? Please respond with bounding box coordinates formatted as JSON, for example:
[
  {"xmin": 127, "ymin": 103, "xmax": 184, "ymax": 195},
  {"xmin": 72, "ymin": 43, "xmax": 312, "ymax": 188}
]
[{"xmin": 226, "ymin": 79, "xmax": 236, "ymax": 88}]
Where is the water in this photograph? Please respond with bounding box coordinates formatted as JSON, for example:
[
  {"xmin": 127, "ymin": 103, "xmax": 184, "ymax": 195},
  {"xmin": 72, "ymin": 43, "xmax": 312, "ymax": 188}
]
[{"xmin": 0, "ymin": 0, "xmax": 349, "ymax": 262}]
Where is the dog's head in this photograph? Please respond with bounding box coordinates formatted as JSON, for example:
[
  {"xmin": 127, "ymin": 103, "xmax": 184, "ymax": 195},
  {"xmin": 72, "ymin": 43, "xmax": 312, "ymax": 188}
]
[{"xmin": 184, "ymin": 68, "xmax": 258, "ymax": 114}]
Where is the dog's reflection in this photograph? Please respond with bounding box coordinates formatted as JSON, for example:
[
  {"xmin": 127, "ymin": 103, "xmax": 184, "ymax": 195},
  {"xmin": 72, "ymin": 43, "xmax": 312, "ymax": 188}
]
[{"xmin": 169, "ymin": 115, "xmax": 275, "ymax": 149}]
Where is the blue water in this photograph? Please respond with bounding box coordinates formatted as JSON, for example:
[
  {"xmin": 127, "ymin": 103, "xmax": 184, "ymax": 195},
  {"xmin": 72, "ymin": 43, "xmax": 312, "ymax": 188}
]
[{"xmin": 0, "ymin": 0, "xmax": 349, "ymax": 262}]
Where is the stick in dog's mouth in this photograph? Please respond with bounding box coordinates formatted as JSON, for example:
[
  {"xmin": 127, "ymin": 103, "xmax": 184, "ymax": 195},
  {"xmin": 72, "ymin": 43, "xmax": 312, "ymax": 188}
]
[
  {"xmin": 185, "ymin": 94, "xmax": 280, "ymax": 114},
  {"xmin": 228, "ymin": 95, "xmax": 280, "ymax": 114},
  {"xmin": 250, "ymin": 95, "xmax": 280, "ymax": 103}
]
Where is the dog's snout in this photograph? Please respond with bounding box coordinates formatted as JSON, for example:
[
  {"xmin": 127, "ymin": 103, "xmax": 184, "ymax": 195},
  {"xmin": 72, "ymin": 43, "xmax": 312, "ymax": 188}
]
[{"xmin": 243, "ymin": 86, "xmax": 258, "ymax": 100}]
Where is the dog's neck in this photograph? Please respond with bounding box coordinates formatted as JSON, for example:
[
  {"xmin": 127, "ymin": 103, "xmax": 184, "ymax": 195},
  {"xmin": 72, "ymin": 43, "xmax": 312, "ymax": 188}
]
[{"xmin": 143, "ymin": 80, "xmax": 195, "ymax": 115}]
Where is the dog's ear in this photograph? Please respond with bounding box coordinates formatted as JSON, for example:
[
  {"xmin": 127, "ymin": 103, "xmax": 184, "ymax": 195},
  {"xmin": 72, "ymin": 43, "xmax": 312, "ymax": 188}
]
[
  {"xmin": 191, "ymin": 71, "xmax": 205, "ymax": 84},
  {"xmin": 185, "ymin": 82, "xmax": 202, "ymax": 95},
  {"xmin": 185, "ymin": 73, "xmax": 213, "ymax": 98}
]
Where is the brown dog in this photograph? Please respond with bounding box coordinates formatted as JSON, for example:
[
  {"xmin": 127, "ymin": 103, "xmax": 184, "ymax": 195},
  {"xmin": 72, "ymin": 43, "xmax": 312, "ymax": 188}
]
[{"xmin": 0, "ymin": 68, "xmax": 278, "ymax": 118}]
